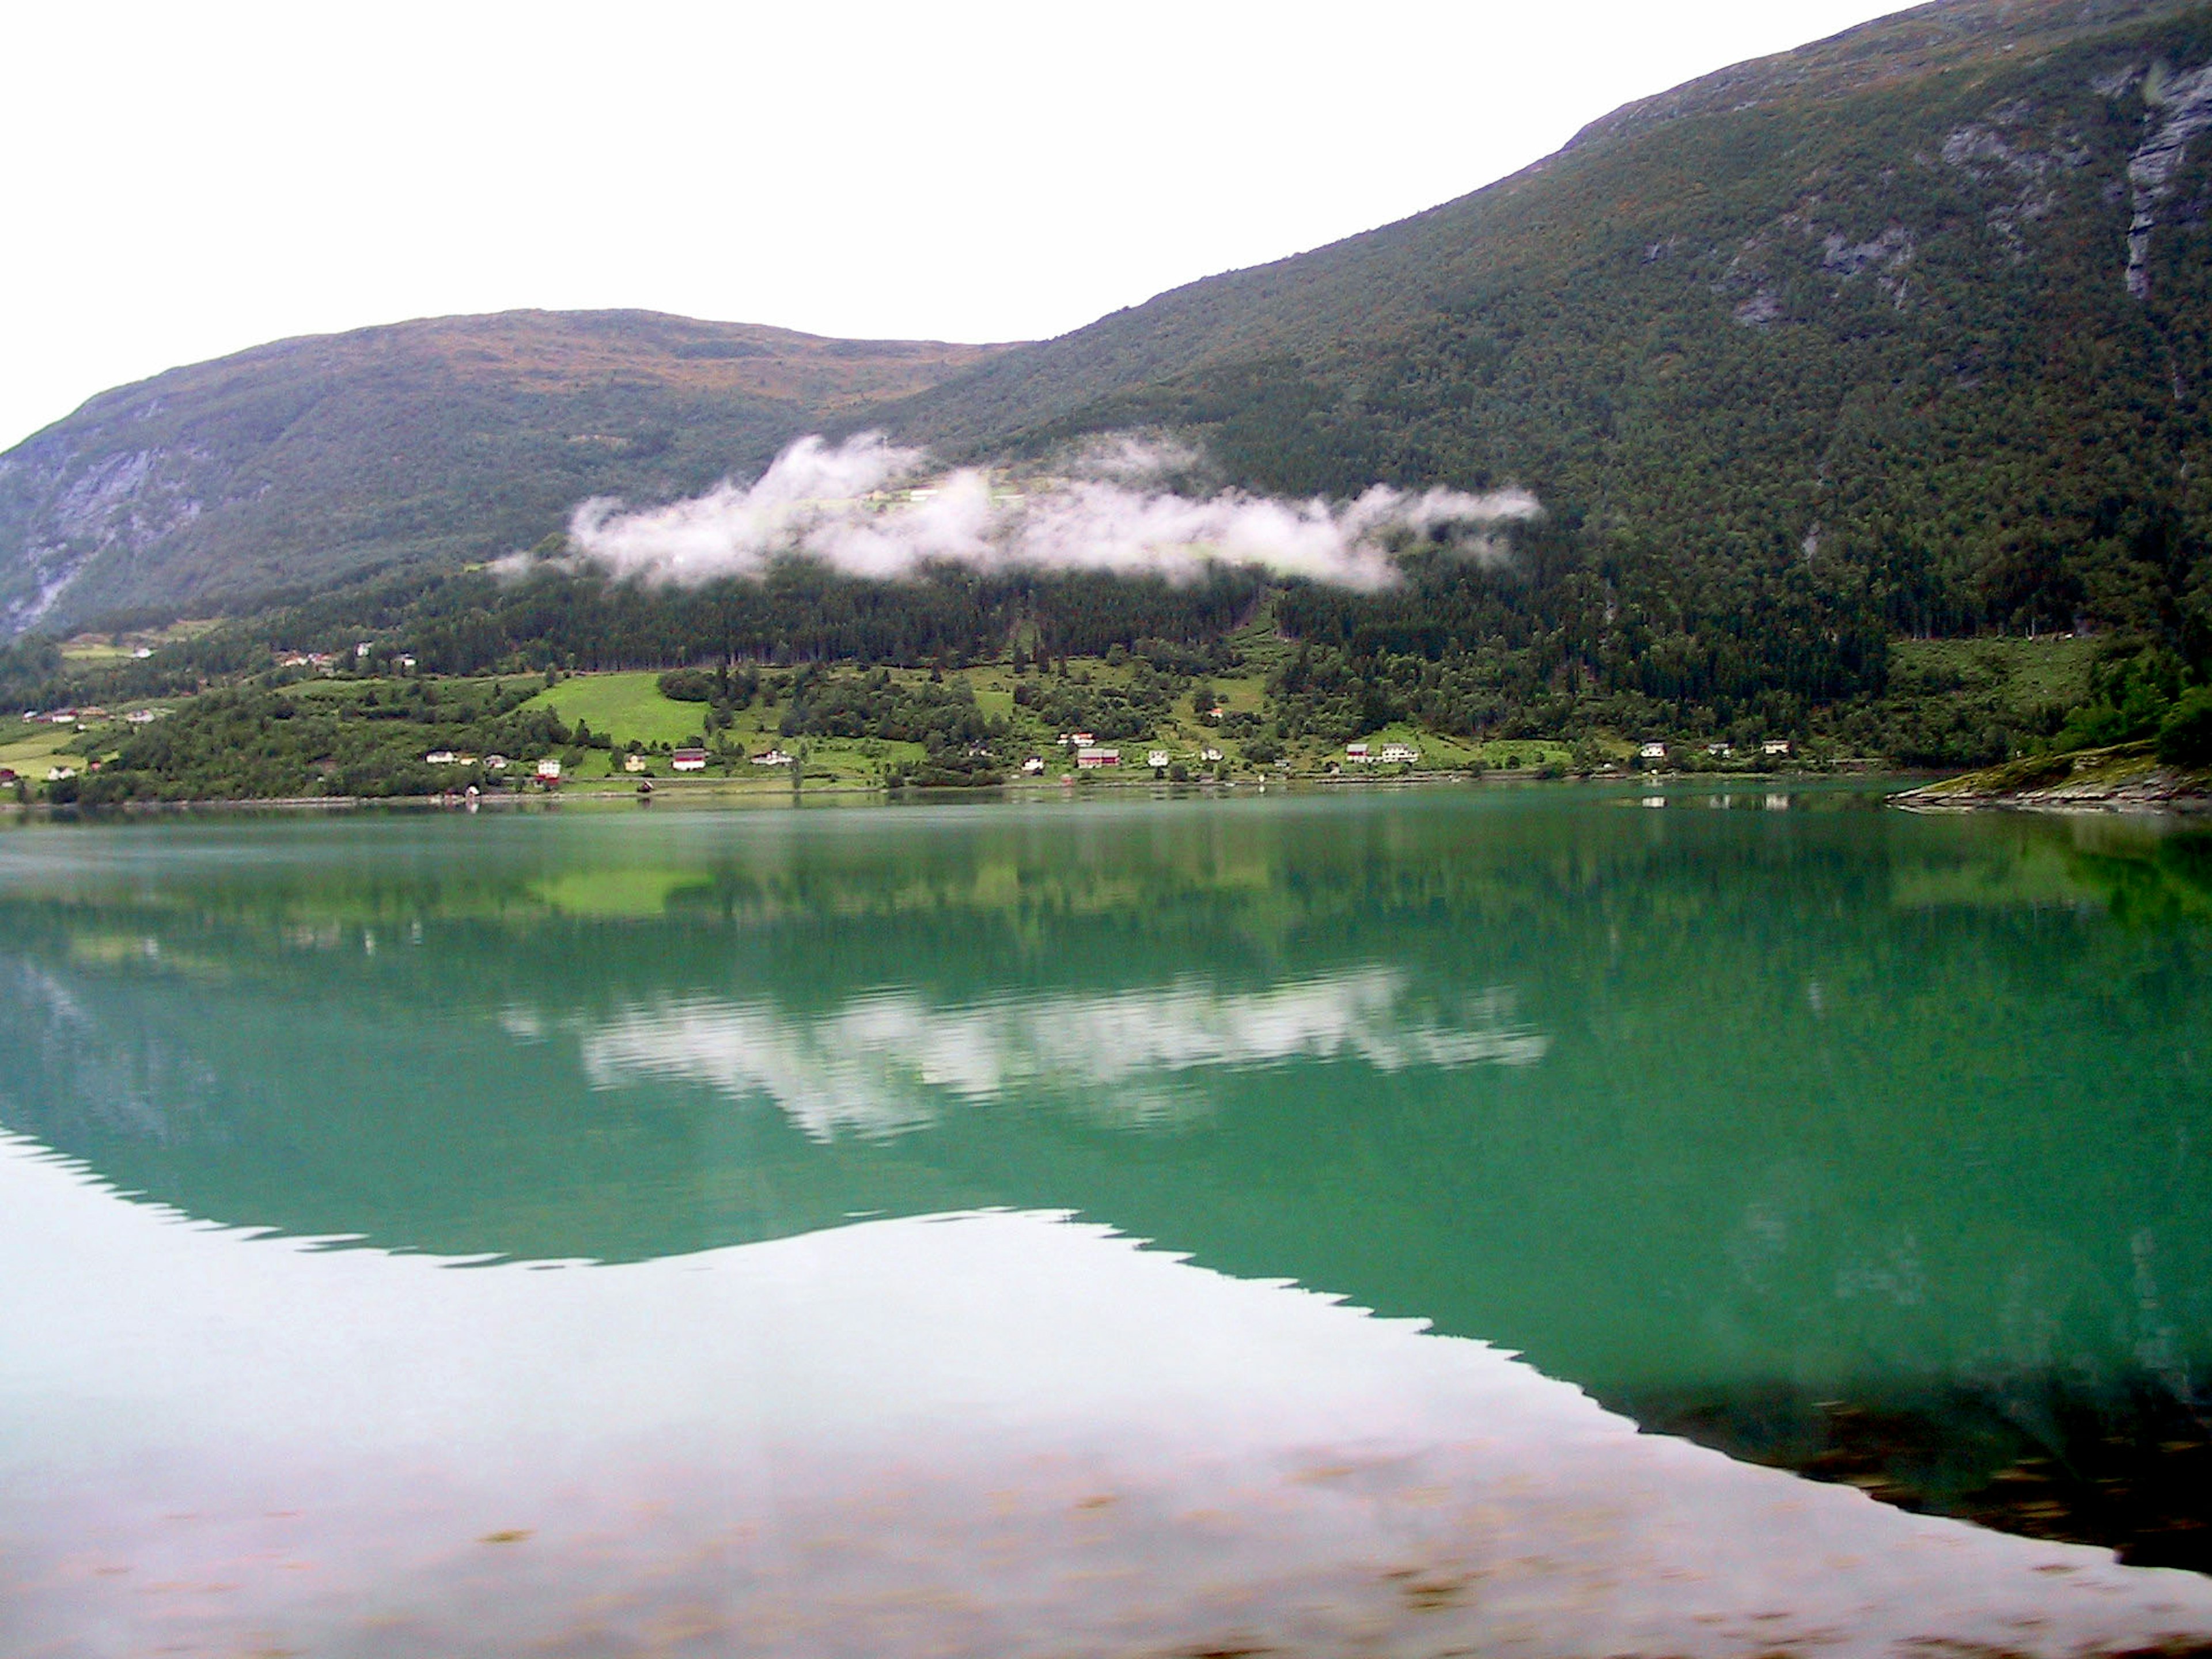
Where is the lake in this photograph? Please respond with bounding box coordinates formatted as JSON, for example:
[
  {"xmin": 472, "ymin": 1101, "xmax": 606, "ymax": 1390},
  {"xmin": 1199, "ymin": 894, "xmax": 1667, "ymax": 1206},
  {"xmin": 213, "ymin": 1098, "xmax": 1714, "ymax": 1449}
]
[{"xmin": 2, "ymin": 783, "xmax": 2209, "ymax": 1658}]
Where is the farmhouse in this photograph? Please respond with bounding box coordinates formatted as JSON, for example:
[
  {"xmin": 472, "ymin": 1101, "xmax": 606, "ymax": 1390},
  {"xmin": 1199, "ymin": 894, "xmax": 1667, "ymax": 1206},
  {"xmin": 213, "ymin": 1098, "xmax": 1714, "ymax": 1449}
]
[
  {"xmin": 1380, "ymin": 743, "xmax": 1419, "ymax": 764},
  {"xmin": 1639, "ymin": 742, "xmax": 1667, "ymax": 763},
  {"xmin": 1147, "ymin": 749, "xmax": 1171, "ymax": 769},
  {"xmin": 672, "ymin": 748, "xmax": 709, "ymax": 772},
  {"xmin": 1762, "ymin": 739, "xmax": 1792, "ymax": 756},
  {"xmin": 425, "ymin": 749, "xmax": 459, "ymax": 764},
  {"xmin": 623, "ymin": 752, "xmax": 649, "ymax": 773},
  {"xmin": 1059, "ymin": 732, "xmax": 1096, "ymax": 748},
  {"xmin": 751, "ymin": 748, "xmax": 796, "ymax": 767},
  {"xmin": 125, "ymin": 708, "xmax": 163, "ymax": 725},
  {"xmin": 1200, "ymin": 747, "xmax": 1223, "ymax": 763},
  {"xmin": 1344, "ymin": 742, "xmax": 1370, "ymax": 762},
  {"xmin": 1708, "ymin": 743, "xmax": 1733, "ymax": 757},
  {"xmin": 1021, "ymin": 756, "xmax": 1046, "ymax": 774},
  {"xmin": 1076, "ymin": 746, "xmax": 1119, "ymax": 768},
  {"xmin": 535, "ymin": 758, "xmax": 562, "ymax": 782}
]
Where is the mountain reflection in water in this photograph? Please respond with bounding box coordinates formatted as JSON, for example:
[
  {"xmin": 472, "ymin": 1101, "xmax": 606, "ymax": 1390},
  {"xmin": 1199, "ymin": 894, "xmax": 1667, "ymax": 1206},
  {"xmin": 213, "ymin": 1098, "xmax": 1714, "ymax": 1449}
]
[
  {"xmin": 0, "ymin": 786, "xmax": 2208, "ymax": 1635},
  {"xmin": 4, "ymin": 1139, "xmax": 2210, "ymax": 1659}
]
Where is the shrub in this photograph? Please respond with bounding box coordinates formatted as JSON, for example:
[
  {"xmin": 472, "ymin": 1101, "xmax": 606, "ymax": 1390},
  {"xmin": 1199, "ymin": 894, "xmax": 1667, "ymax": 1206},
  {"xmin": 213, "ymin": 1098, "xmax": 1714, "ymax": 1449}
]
[{"xmin": 2157, "ymin": 687, "xmax": 2212, "ymax": 768}]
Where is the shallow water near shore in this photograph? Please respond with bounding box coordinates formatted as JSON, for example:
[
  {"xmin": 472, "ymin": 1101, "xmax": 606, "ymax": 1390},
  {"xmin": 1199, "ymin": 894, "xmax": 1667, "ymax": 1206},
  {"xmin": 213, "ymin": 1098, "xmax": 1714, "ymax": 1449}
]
[{"xmin": 2, "ymin": 782, "xmax": 2209, "ymax": 1657}]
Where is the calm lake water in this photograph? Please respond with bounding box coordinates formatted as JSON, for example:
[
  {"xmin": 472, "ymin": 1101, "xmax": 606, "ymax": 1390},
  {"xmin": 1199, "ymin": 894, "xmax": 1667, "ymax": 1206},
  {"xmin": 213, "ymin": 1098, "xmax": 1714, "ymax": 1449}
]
[{"xmin": 3, "ymin": 783, "xmax": 2210, "ymax": 1657}]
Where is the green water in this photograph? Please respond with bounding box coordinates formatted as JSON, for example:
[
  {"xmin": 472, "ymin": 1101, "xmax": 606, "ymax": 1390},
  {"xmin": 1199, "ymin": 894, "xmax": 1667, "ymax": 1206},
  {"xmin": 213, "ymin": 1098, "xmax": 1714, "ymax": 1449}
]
[{"xmin": 3, "ymin": 784, "xmax": 2210, "ymax": 1652}]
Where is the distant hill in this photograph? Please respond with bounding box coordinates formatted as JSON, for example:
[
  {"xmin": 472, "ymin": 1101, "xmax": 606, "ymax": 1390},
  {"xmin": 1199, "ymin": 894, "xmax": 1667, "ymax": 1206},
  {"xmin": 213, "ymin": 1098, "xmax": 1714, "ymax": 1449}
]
[
  {"xmin": 0, "ymin": 311, "xmax": 1010, "ymax": 632},
  {"xmin": 890, "ymin": 0, "xmax": 2212, "ymax": 646}
]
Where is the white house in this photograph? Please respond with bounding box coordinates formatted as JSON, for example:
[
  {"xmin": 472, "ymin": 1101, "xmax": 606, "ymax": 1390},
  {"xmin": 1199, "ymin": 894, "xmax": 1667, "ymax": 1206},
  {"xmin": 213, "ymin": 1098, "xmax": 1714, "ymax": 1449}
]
[
  {"xmin": 1059, "ymin": 732, "xmax": 1096, "ymax": 748},
  {"xmin": 1076, "ymin": 746, "xmax": 1119, "ymax": 768},
  {"xmin": 425, "ymin": 749, "xmax": 459, "ymax": 765},
  {"xmin": 1380, "ymin": 743, "xmax": 1419, "ymax": 764},
  {"xmin": 45, "ymin": 766, "xmax": 76, "ymax": 782},
  {"xmin": 1639, "ymin": 742, "xmax": 1668, "ymax": 763},
  {"xmin": 1708, "ymin": 743, "xmax": 1733, "ymax": 757},
  {"xmin": 1021, "ymin": 756, "xmax": 1046, "ymax": 774},
  {"xmin": 1762, "ymin": 739, "xmax": 1792, "ymax": 756},
  {"xmin": 484, "ymin": 755, "xmax": 510, "ymax": 772},
  {"xmin": 1147, "ymin": 749, "xmax": 1171, "ymax": 769},
  {"xmin": 672, "ymin": 748, "xmax": 709, "ymax": 772},
  {"xmin": 535, "ymin": 758, "xmax": 562, "ymax": 782},
  {"xmin": 751, "ymin": 748, "xmax": 796, "ymax": 767},
  {"xmin": 125, "ymin": 708, "xmax": 163, "ymax": 725},
  {"xmin": 1200, "ymin": 747, "xmax": 1223, "ymax": 763},
  {"xmin": 623, "ymin": 752, "xmax": 649, "ymax": 774}
]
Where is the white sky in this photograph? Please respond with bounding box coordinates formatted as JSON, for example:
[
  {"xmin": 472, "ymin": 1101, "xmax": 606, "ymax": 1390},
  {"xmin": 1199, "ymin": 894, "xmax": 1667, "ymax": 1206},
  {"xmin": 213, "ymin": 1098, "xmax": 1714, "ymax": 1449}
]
[{"xmin": 1, "ymin": 1, "xmax": 1909, "ymax": 452}]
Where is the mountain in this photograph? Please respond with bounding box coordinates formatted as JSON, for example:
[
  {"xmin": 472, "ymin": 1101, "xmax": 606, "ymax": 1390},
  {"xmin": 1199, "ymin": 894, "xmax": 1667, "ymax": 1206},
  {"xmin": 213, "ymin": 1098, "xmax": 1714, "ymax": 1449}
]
[
  {"xmin": 888, "ymin": 0, "xmax": 2212, "ymax": 647},
  {"xmin": 0, "ymin": 311, "xmax": 1009, "ymax": 632},
  {"xmin": 9, "ymin": 0, "xmax": 2212, "ymax": 664}
]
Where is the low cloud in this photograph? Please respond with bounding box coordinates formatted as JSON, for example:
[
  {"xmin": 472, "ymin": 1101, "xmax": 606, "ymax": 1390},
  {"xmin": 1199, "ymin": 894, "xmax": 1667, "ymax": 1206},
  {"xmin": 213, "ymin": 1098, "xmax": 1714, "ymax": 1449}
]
[{"xmin": 558, "ymin": 433, "xmax": 1539, "ymax": 590}]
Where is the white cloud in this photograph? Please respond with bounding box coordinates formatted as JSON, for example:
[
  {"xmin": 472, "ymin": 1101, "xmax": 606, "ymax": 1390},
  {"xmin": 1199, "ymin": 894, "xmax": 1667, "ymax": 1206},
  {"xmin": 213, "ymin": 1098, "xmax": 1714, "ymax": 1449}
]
[{"xmin": 562, "ymin": 431, "xmax": 1539, "ymax": 590}]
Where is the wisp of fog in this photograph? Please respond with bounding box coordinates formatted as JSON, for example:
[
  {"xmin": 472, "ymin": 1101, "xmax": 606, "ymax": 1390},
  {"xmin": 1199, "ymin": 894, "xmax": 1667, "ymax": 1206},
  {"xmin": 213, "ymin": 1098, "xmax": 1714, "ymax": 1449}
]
[{"xmin": 559, "ymin": 433, "xmax": 1539, "ymax": 589}]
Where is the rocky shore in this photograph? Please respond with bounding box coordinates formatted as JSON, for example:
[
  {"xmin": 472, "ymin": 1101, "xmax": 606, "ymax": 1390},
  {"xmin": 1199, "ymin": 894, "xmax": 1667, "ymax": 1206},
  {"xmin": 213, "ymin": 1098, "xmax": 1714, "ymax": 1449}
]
[{"xmin": 1891, "ymin": 741, "xmax": 2212, "ymax": 812}]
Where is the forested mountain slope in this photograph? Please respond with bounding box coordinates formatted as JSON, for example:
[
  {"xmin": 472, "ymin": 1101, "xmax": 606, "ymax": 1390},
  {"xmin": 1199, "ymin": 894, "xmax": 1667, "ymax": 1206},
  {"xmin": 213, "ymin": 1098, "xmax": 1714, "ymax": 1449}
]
[
  {"xmin": 893, "ymin": 0, "xmax": 2212, "ymax": 646},
  {"xmin": 0, "ymin": 312, "xmax": 1008, "ymax": 632}
]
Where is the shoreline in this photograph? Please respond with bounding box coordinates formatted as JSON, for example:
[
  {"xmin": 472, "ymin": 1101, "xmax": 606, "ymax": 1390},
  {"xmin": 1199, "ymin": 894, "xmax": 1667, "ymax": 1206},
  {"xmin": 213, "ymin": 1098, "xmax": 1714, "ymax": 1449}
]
[{"xmin": 0, "ymin": 767, "xmax": 1885, "ymax": 819}]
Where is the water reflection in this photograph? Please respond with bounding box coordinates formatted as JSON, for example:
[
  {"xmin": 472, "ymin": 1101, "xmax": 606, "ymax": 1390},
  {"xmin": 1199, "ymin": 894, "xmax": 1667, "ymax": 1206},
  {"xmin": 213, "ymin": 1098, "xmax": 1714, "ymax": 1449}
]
[
  {"xmin": 571, "ymin": 971, "xmax": 1547, "ymax": 1139},
  {"xmin": 0, "ymin": 789, "xmax": 2208, "ymax": 1584},
  {"xmin": 6, "ymin": 1137, "xmax": 2211, "ymax": 1659}
]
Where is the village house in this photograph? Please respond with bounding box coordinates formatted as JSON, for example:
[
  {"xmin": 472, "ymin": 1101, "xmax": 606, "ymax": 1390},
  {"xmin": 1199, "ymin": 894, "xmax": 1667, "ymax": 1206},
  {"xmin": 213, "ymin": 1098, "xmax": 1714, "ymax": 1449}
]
[
  {"xmin": 1021, "ymin": 756, "xmax": 1046, "ymax": 774},
  {"xmin": 535, "ymin": 758, "xmax": 562, "ymax": 782},
  {"xmin": 484, "ymin": 755, "xmax": 509, "ymax": 771},
  {"xmin": 751, "ymin": 748, "xmax": 796, "ymax": 767},
  {"xmin": 672, "ymin": 748, "xmax": 709, "ymax": 771},
  {"xmin": 1059, "ymin": 732, "xmax": 1096, "ymax": 748},
  {"xmin": 1639, "ymin": 742, "xmax": 1668, "ymax": 763},
  {"xmin": 125, "ymin": 708, "xmax": 163, "ymax": 724},
  {"xmin": 1344, "ymin": 742, "xmax": 1371, "ymax": 762},
  {"xmin": 1147, "ymin": 749, "xmax": 1171, "ymax": 769},
  {"xmin": 46, "ymin": 766, "xmax": 76, "ymax": 782},
  {"xmin": 1380, "ymin": 742, "xmax": 1419, "ymax": 765},
  {"xmin": 1762, "ymin": 739, "xmax": 1792, "ymax": 756},
  {"xmin": 1708, "ymin": 743, "xmax": 1733, "ymax": 757},
  {"xmin": 425, "ymin": 749, "xmax": 460, "ymax": 765},
  {"xmin": 623, "ymin": 752, "xmax": 649, "ymax": 773},
  {"xmin": 1076, "ymin": 746, "xmax": 1119, "ymax": 768},
  {"xmin": 1200, "ymin": 747, "xmax": 1223, "ymax": 763},
  {"xmin": 0, "ymin": 768, "xmax": 16, "ymax": 784}
]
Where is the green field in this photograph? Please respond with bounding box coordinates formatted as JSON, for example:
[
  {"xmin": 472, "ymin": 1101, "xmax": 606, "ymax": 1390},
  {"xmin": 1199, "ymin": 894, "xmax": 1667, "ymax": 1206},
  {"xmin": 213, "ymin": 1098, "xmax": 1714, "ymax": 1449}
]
[
  {"xmin": 1889, "ymin": 637, "xmax": 2096, "ymax": 718},
  {"xmin": 522, "ymin": 672, "xmax": 710, "ymax": 749}
]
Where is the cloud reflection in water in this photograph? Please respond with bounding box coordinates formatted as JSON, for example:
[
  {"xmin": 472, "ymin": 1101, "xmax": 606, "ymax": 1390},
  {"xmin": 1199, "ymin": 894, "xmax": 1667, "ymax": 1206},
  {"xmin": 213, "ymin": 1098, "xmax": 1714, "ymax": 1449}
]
[{"xmin": 562, "ymin": 967, "xmax": 1549, "ymax": 1138}]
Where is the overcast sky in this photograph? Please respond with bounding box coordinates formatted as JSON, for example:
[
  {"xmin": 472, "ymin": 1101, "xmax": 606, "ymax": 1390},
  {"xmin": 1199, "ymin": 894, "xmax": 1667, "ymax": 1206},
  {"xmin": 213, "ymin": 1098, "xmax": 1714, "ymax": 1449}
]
[{"xmin": 2, "ymin": 1, "xmax": 1911, "ymax": 452}]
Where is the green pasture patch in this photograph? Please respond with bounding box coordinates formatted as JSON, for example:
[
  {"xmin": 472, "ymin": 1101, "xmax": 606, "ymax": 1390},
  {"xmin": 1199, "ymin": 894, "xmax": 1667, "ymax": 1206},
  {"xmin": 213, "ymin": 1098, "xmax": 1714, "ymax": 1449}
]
[{"xmin": 525, "ymin": 672, "xmax": 704, "ymax": 748}]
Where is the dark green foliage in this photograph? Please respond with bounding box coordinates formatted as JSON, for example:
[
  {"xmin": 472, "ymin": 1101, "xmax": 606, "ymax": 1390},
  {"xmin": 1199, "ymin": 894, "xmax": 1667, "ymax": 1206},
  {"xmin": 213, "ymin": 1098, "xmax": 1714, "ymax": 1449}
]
[
  {"xmin": 775, "ymin": 667, "xmax": 1000, "ymax": 749},
  {"xmin": 1011, "ymin": 670, "xmax": 1175, "ymax": 741},
  {"xmin": 2160, "ymin": 686, "xmax": 2212, "ymax": 766},
  {"xmin": 72, "ymin": 680, "xmax": 563, "ymax": 803}
]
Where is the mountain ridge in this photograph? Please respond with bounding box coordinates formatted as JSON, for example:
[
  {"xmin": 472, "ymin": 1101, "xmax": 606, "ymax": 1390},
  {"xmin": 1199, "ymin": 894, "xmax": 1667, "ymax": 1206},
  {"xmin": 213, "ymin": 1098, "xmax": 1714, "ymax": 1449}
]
[
  {"xmin": 0, "ymin": 309, "xmax": 1012, "ymax": 631},
  {"xmin": 9, "ymin": 0, "xmax": 2212, "ymax": 657}
]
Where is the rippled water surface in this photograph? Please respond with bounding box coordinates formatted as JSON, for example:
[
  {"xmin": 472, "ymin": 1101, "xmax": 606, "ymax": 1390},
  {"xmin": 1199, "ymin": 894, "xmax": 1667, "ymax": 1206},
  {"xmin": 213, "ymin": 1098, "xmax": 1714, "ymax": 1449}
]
[{"xmin": 2, "ymin": 784, "xmax": 2209, "ymax": 1657}]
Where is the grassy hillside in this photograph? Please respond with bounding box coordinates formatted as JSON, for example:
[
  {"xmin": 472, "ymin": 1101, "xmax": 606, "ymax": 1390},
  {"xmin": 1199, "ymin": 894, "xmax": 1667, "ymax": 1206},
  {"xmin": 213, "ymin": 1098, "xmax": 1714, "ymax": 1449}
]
[
  {"xmin": 891, "ymin": 0, "xmax": 2212, "ymax": 649},
  {"xmin": 0, "ymin": 310, "xmax": 1009, "ymax": 633}
]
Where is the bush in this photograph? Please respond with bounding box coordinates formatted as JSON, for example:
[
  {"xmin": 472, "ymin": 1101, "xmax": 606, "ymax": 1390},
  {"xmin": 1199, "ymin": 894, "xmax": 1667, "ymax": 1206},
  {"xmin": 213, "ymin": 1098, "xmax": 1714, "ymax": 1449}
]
[{"xmin": 2158, "ymin": 688, "xmax": 2212, "ymax": 768}]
